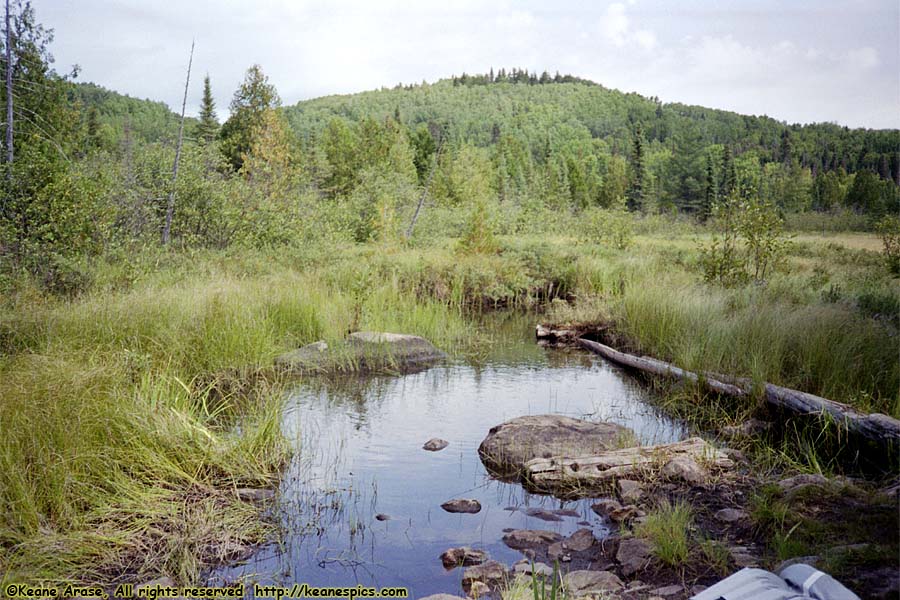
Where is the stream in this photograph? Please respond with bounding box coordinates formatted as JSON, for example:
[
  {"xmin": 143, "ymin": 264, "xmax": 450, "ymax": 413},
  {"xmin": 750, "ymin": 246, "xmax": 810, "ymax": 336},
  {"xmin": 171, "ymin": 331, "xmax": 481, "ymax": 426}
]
[{"xmin": 209, "ymin": 315, "xmax": 687, "ymax": 597}]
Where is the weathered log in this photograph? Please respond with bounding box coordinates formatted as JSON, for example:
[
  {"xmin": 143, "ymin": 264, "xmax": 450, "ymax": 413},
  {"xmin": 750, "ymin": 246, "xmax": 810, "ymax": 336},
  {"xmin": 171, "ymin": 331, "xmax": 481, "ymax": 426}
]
[
  {"xmin": 525, "ymin": 437, "xmax": 733, "ymax": 493},
  {"xmin": 576, "ymin": 338, "xmax": 748, "ymax": 397},
  {"xmin": 576, "ymin": 338, "xmax": 900, "ymax": 446}
]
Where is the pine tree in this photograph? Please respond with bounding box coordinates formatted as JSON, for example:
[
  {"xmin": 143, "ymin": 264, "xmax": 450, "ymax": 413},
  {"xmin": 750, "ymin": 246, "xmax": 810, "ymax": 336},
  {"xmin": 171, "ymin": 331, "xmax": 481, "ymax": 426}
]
[{"xmin": 196, "ymin": 74, "xmax": 218, "ymax": 144}]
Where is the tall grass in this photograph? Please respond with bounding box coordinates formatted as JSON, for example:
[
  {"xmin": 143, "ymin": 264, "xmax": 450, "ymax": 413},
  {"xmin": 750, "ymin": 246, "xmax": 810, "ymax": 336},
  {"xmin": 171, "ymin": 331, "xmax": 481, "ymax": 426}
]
[
  {"xmin": 548, "ymin": 233, "xmax": 899, "ymax": 416},
  {"xmin": 0, "ymin": 246, "xmax": 559, "ymax": 583}
]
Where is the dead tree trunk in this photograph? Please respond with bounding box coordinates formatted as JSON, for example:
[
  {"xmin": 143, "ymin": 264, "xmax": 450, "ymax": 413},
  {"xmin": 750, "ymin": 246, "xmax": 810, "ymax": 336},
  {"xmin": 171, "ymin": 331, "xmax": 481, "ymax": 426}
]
[
  {"xmin": 577, "ymin": 338, "xmax": 900, "ymax": 447},
  {"xmin": 162, "ymin": 40, "xmax": 194, "ymax": 245},
  {"xmin": 405, "ymin": 131, "xmax": 443, "ymax": 240},
  {"xmin": 4, "ymin": 0, "xmax": 13, "ymax": 174}
]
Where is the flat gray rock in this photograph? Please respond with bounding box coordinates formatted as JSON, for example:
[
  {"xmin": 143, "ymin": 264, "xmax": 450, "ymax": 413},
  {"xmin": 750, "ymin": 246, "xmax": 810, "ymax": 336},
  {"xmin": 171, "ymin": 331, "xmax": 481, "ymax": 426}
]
[
  {"xmin": 478, "ymin": 415, "xmax": 634, "ymax": 478},
  {"xmin": 502, "ymin": 529, "xmax": 564, "ymax": 551},
  {"xmin": 563, "ymin": 570, "xmax": 624, "ymax": 595},
  {"xmin": 275, "ymin": 332, "xmax": 445, "ymax": 374}
]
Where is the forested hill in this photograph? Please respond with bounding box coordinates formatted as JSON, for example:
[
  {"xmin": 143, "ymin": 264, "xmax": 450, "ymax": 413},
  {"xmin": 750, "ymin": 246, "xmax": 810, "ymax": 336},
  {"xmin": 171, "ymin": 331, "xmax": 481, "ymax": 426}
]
[
  {"xmin": 71, "ymin": 82, "xmax": 194, "ymax": 145},
  {"xmin": 282, "ymin": 72, "xmax": 899, "ymax": 214}
]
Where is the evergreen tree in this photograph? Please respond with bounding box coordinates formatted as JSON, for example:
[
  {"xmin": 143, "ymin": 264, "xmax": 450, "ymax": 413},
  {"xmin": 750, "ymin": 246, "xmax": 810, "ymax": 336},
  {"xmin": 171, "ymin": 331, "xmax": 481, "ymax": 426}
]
[
  {"xmin": 196, "ymin": 74, "xmax": 219, "ymax": 144},
  {"xmin": 701, "ymin": 153, "xmax": 716, "ymax": 222},
  {"xmin": 218, "ymin": 65, "xmax": 280, "ymax": 171},
  {"xmin": 626, "ymin": 124, "xmax": 645, "ymax": 211},
  {"xmin": 722, "ymin": 146, "xmax": 737, "ymax": 197},
  {"xmin": 85, "ymin": 105, "xmax": 101, "ymax": 150}
]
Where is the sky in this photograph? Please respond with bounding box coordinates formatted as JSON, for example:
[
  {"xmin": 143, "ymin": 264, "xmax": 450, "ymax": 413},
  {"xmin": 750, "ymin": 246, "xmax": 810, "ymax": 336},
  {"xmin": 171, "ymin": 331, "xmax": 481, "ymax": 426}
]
[{"xmin": 36, "ymin": 0, "xmax": 900, "ymax": 129}]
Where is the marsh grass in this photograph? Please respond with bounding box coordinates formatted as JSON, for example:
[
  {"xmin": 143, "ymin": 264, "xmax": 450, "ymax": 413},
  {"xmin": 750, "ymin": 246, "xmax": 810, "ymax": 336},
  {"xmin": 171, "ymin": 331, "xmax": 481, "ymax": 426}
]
[
  {"xmin": 635, "ymin": 499, "xmax": 694, "ymax": 567},
  {"xmin": 1, "ymin": 228, "xmax": 896, "ymax": 583},
  {"xmin": 0, "ymin": 243, "xmax": 571, "ymax": 583}
]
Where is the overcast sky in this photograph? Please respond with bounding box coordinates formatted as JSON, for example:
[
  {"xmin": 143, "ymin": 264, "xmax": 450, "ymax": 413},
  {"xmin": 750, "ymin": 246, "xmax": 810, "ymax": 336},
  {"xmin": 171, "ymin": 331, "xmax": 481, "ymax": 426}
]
[{"xmin": 36, "ymin": 0, "xmax": 900, "ymax": 129}]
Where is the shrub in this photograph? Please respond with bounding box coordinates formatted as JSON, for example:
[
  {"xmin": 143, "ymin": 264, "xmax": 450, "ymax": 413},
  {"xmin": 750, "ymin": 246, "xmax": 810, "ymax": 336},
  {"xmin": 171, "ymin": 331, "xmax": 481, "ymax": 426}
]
[
  {"xmin": 875, "ymin": 215, "xmax": 900, "ymax": 275},
  {"xmin": 580, "ymin": 207, "xmax": 634, "ymax": 249}
]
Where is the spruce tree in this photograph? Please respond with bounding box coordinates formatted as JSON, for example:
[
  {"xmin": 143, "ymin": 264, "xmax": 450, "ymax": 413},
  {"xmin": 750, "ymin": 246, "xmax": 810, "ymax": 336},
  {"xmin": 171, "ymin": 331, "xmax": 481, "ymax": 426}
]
[
  {"xmin": 627, "ymin": 124, "xmax": 645, "ymax": 212},
  {"xmin": 196, "ymin": 74, "xmax": 218, "ymax": 144},
  {"xmin": 701, "ymin": 153, "xmax": 716, "ymax": 222},
  {"xmin": 722, "ymin": 146, "xmax": 737, "ymax": 198},
  {"xmin": 218, "ymin": 65, "xmax": 280, "ymax": 171}
]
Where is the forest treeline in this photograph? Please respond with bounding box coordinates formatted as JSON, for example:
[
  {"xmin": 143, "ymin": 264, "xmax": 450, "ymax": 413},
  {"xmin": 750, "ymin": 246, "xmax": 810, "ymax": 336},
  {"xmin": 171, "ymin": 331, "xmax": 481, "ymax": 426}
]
[{"xmin": 0, "ymin": 1, "xmax": 898, "ymax": 291}]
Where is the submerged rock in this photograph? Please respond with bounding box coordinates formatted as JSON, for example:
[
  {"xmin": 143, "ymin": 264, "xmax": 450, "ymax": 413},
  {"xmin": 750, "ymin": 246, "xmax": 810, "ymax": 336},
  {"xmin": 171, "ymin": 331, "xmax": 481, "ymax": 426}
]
[
  {"xmin": 522, "ymin": 507, "xmax": 564, "ymax": 522},
  {"xmin": 441, "ymin": 498, "xmax": 482, "ymax": 514},
  {"xmin": 502, "ymin": 529, "xmax": 564, "ymax": 551},
  {"xmin": 275, "ymin": 332, "xmax": 446, "ymax": 374},
  {"xmin": 423, "ymin": 438, "xmax": 450, "ymax": 451},
  {"xmin": 478, "ymin": 414, "xmax": 633, "ymax": 478},
  {"xmin": 441, "ymin": 547, "xmax": 488, "ymax": 569}
]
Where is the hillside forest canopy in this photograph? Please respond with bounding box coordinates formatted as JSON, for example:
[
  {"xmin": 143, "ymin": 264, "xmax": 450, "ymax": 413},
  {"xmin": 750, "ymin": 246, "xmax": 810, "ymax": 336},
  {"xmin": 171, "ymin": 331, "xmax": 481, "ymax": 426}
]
[{"xmin": 0, "ymin": 3, "xmax": 897, "ymax": 280}]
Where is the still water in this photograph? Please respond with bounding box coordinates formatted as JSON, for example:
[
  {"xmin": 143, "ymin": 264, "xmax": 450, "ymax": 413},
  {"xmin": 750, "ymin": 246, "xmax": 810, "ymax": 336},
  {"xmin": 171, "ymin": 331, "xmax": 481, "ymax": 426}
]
[{"xmin": 209, "ymin": 316, "xmax": 687, "ymax": 597}]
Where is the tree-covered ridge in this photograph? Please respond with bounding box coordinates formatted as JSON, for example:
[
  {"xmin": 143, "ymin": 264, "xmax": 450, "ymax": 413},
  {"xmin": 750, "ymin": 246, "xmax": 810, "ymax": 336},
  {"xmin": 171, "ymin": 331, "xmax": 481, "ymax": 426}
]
[
  {"xmin": 71, "ymin": 82, "xmax": 196, "ymax": 145},
  {"xmin": 282, "ymin": 72, "xmax": 899, "ymax": 215}
]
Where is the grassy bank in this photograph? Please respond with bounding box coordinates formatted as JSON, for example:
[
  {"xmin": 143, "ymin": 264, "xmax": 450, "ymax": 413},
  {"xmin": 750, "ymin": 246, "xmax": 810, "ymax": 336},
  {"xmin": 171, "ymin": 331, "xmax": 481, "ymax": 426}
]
[
  {"xmin": 0, "ymin": 242, "xmax": 573, "ymax": 584},
  {"xmin": 1, "ymin": 225, "xmax": 897, "ymax": 584}
]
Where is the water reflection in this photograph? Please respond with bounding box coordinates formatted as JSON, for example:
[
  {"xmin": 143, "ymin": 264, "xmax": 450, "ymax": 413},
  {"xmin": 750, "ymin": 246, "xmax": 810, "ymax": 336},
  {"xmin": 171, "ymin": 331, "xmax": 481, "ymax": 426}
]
[{"xmin": 209, "ymin": 318, "xmax": 687, "ymax": 597}]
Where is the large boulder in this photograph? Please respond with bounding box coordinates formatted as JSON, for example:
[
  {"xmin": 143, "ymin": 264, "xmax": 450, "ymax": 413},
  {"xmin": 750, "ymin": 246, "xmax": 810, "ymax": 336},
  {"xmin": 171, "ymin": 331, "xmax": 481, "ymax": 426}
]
[
  {"xmin": 275, "ymin": 332, "xmax": 446, "ymax": 374},
  {"xmin": 478, "ymin": 415, "xmax": 633, "ymax": 479}
]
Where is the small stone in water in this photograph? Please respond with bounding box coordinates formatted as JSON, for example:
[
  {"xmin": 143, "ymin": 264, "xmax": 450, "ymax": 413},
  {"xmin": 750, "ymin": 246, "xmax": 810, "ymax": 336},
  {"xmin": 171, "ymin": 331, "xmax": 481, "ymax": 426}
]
[
  {"xmin": 423, "ymin": 438, "xmax": 449, "ymax": 451},
  {"xmin": 442, "ymin": 498, "xmax": 482, "ymax": 514}
]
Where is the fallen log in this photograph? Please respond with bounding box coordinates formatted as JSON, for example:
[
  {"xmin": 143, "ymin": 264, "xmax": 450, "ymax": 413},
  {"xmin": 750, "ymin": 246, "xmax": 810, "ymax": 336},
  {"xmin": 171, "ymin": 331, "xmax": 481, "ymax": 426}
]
[
  {"xmin": 577, "ymin": 338, "xmax": 900, "ymax": 447},
  {"xmin": 524, "ymin": 437, "xmax": 733, "ymax": 494}
]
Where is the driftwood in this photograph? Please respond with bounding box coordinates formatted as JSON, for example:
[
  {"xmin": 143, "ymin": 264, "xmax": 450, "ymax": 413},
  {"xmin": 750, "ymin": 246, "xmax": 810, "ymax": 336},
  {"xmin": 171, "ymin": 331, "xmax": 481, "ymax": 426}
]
[
  {"xmin": 525, "ymin": 437, "xmax": 733, "ymax": 493},
  {"xmin": 577, "ymin": 338, "xmax": 900, "ymax": 447}
]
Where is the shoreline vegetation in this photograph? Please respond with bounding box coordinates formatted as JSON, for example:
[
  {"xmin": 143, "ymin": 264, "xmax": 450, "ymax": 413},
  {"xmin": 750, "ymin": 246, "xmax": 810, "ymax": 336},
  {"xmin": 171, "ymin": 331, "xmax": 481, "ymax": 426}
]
[
  {"xmin": 0, "ymin": 2, "xmax": 898, "ymax": 590},
  {"xmin": 2, "ymin": 226, "xmax": 898, "ymax": 585}
]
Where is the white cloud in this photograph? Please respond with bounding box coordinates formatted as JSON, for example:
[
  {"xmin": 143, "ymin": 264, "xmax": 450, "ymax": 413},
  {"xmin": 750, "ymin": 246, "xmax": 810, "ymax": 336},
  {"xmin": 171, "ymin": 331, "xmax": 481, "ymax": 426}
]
[
  {"xmin": 847, "ymin": 46, "xmax": 880, "ymax": 69},
  {"xmin": 600, "ymin": 3, "xmax": 629, "ymax": 47},
  {"xmin": 598, "ymin": 2, "xmax": 657, "ymax": 52}
]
